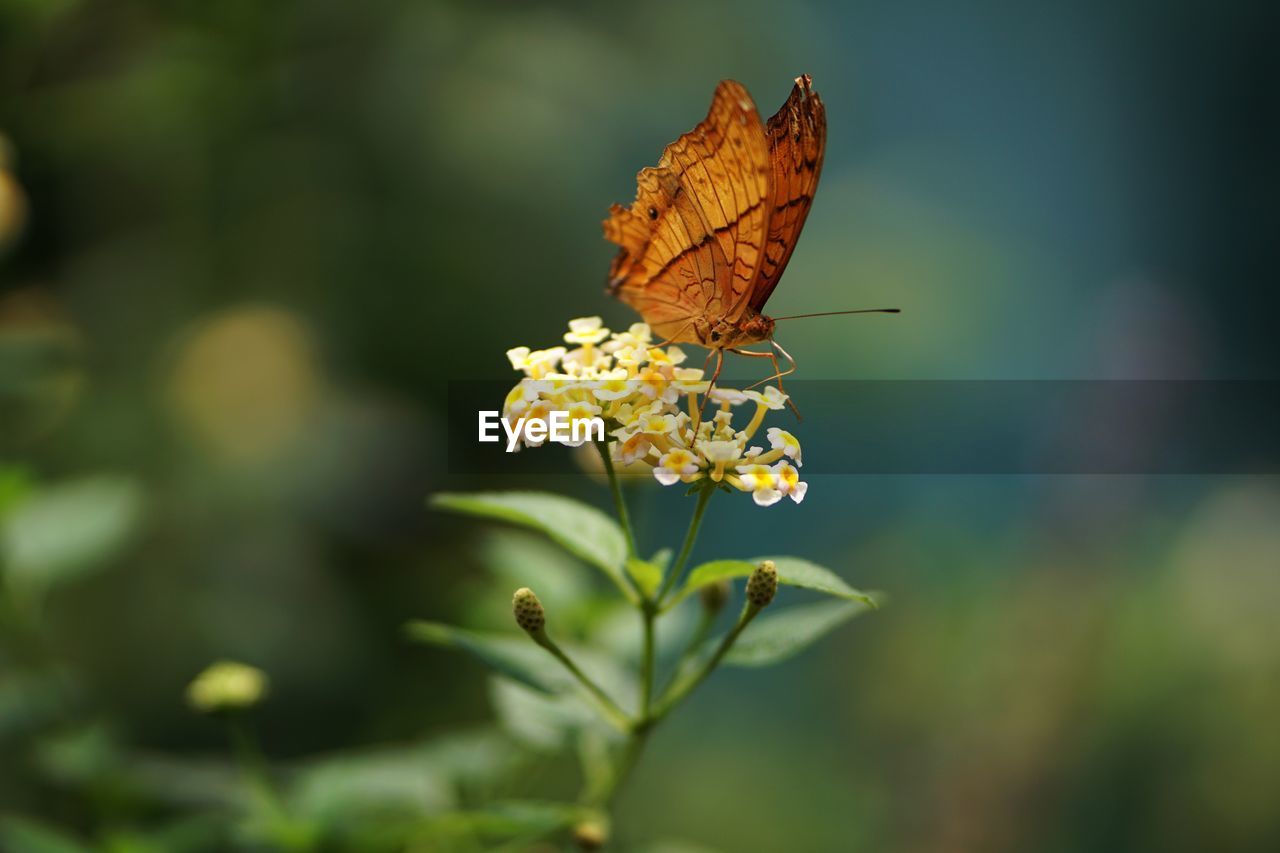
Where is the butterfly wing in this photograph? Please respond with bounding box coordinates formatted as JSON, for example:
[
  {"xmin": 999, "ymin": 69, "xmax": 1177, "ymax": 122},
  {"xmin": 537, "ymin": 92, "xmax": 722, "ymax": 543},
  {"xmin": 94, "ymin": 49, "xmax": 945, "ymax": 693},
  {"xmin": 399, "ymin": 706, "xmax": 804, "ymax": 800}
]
[
  {"xmin": 604, "ymin": 80, "xmax": 772, "ymax": 343},
  {"xmin": 749, "ymin": 74, "xmax": 827, "ymax": 314}
]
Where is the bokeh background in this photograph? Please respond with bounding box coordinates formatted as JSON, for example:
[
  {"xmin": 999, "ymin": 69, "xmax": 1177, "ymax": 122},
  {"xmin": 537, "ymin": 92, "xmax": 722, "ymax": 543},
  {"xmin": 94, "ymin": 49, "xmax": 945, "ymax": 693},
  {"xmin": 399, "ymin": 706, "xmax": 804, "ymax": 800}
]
[{"xmin": 2, "ymin": 0, "xmax": 1278, "ymax": 850}]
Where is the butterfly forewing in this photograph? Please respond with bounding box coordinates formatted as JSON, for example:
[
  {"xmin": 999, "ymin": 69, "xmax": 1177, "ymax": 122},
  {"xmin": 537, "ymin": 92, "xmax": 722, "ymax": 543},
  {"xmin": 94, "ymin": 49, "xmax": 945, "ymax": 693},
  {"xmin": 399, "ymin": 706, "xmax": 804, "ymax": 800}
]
[{"xmin": 605, "ymin": 81, "xmax": 772, "ymax": 342}]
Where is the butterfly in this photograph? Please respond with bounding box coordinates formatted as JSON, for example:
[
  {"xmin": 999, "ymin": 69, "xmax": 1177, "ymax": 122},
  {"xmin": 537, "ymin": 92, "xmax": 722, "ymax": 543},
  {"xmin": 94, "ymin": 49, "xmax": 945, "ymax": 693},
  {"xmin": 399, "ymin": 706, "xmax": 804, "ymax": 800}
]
[{"xmin": 604, "ymin": 74, "xmax": 862, "ymax": 390}]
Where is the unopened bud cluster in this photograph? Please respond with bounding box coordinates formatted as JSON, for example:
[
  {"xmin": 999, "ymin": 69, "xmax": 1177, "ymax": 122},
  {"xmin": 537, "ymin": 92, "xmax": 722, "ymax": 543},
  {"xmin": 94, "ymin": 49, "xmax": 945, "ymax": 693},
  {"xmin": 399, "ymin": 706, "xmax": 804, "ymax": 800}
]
[
  {"xmin": 746, "ymin": 560, "xmax": 778, "ymax": 608},
  {"xmin": 186, "ymin": 660, "xmax": 268, "ymax": 714},
  {"xmin": 512, "ymin": 587, "xmax": 546, "ymax": 634},
  {"xmin": 700, "ymin": 578, "xmax": 731, "ymax": 613}
]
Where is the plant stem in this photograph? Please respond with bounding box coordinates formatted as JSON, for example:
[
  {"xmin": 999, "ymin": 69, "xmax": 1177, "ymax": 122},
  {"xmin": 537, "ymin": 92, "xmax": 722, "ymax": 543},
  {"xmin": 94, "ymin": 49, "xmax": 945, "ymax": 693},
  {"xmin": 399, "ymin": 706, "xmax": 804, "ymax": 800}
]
[
  {"xmin": 595, "ymin": 440, "xmax": 637, "ymax": 560},
  {"xmin": 651, "ymin": 602, "xmax": 761, "ymax": 722},
  {"xmin": 227, "ymin": 714, "xmax": 286, "ymax": 819},
  {"xmin": 656, "ymin": 485, "xmax": 714, "ymax": 604},
  {"xmin": 639, "ymin": 602, "xmax": 656, "ymax": 716},
  {"xmin": 589, "ymin": 727, "xmax": 651, "ymax": 808},
  {"xmin": 538, "ymin": 636, "xmax": 632, "ymax": 731}
]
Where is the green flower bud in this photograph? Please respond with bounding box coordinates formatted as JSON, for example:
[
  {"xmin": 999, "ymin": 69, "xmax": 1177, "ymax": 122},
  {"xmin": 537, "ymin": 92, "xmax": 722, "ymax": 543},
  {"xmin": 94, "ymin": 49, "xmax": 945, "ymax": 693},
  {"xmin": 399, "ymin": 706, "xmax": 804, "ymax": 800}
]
[
  {"xmin": 186, "ymin": 660, "xmax": 268, "ymax": 713},
  {"xmin": 572, "ymin": 819, "xmax": 609, "ymax": 850},
  {"xmin": 746, "ymin": 560, "xmax": 777, "ymax": 608},
  {"xmin": 512, "ymin": 587, "xmax": 546, "ymax": 634},
  {"xmin": 700, "ymin": 578, "xmax": 731, "ymax": 614}
]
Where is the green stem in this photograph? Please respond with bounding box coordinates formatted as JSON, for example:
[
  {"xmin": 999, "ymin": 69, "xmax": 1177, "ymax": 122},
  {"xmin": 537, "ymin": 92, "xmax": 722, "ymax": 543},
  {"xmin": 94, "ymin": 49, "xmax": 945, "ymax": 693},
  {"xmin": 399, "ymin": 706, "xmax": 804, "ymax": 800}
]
[
  {"xmin": 537, "ymin": 635, "xmax": 632, "ymax": 731},
  {"xmin": 656, "ymin": 485, "xmax": 714, "ymax": 604},
  {"xmin": 589, "ymin": 727, "xmax": 651, "ymax": 808},
  {"xmin": 227, "ymin": 714, "xmax": 286, "ymax": 819},
  {"xmin": 651, "ymin": 602, "xmax": 761, "ymax": 722},
  {"xmin": 596, "ymin": 440, "xmax": 637, "ymax": 560},
  {"xmin": 639, "ymin": 603, "xmax": 656, "ymax": 716}
]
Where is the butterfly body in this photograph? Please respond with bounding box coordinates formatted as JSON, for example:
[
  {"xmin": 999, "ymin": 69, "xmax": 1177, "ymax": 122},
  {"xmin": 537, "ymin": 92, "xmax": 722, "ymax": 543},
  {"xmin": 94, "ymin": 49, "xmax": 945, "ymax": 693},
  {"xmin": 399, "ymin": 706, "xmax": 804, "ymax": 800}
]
[{"xmin": 603, "ymin": 75, "xmax": 826, "ymax": 357}]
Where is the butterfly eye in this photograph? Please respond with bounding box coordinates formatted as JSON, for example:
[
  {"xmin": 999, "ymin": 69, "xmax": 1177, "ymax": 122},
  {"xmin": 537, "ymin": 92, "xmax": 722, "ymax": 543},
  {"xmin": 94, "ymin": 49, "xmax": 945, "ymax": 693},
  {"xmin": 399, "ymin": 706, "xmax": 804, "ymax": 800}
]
[{"xmin": 647, "ymin": 206, "xmax": 658, "ymax": 220}]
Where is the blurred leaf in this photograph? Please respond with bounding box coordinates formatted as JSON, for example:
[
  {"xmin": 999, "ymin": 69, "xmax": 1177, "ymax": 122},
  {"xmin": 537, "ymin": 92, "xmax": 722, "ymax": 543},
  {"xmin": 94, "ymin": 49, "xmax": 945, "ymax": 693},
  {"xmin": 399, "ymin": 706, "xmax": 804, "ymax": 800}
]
[
  {"xmin": 488, "ymin": 634, "xmax": 636, "ymax": 750},
  {"xmin": 290, "ymin": 746, "xmax": 454, "ymax": 825},
  {"xmin": 0, "ymin": 671, "xmax": 67, "ymax": 740},
  {"xmin": 34, "ymin": 723, "xmax": 119, "ymax": 785},
  {"xmin": 725, "ymin": 600, "xmax": 873, "ymax": 667},
  {"xmin": 405, "ymin": 621, "xmax": 557, "ymax": 694},
  {"xmin": 592, "ymin": 599, "xmax": 697, "ymax": 665},
  {"xmin": 121, "ymin": 753, "xmax": 245, "ymax": 809},
  {"xmin": 410, "ymin": 800, "xmax": 586, "ymax": 847},
  {"xmin": 0, "ymin": 475, "xmax": 144, "ymax": 594},
  {"xmin": 477, "ymin": 529, "xmax": 592, "ymax": 603},
  {"xmin": 419, "ymin": 727, "xmax": 522, "ymax": 791},
  {"xmin": 489, "ymin": 676, "xmax": 594, "ymax": 750},
  {"xmin": 672, "ymin": 557, "xmax": 876, "ymax": 607},
  {"xmin": 97, "ymin": 816, "xmax": 232, "ymax": 853},
  {"xmin": 0, "ymin": 466, "xmax": 34, "ymax": 518},
  {"xmin": 639, "ymin": 841, "xmax": 725, "ymax": 853},
  {"xmin": 625, "ymin": 556, "xmax": 662, "ymax": 598},
  {"xmin": 0, "ymin": 815, "xmax": 92, "ymax": 853},
  {"xmin": 431, "ymin": 492, "xmax": 628, "ymax": 593},
  {"xmin": 576, "ymin": 726, "xmax": 613, "ymax": 802}
]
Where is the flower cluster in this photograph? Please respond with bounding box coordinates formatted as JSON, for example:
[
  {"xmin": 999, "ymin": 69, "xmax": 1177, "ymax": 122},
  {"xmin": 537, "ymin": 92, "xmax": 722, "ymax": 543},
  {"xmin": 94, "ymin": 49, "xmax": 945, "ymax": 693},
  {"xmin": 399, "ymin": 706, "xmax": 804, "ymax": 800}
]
[{"xmin": 504, "ymin": 317, "xmax": 806, "ymax": 507}]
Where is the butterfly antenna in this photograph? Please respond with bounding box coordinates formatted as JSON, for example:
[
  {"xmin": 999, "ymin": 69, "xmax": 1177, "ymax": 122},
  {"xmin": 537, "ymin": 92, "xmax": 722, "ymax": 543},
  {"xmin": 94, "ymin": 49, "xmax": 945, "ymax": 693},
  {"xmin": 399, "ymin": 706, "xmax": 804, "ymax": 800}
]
[{"xmin": 771, "ymin": 308, "xmax": 900, "ymax": 321}]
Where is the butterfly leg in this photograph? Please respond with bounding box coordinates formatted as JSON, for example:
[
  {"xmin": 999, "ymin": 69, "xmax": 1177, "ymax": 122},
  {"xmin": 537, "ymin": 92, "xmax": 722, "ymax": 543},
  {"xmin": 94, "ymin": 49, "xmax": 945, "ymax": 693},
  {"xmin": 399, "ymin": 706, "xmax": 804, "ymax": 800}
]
[
  {"xmin": 697, "ymin": 348, "xmax": 724, "ymax": 421},
  {"xmin": 731, "ymin": 343, "xmax": 801, "ymax": 419}
]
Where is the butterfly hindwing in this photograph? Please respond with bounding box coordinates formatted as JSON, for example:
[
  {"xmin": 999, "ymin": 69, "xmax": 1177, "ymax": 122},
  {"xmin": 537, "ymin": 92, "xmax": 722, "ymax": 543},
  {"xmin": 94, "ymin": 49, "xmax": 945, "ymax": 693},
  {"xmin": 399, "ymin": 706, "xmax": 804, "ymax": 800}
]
[{"xmin": 751, "ymin": 75, "xmax": 827, "ymax": 313}]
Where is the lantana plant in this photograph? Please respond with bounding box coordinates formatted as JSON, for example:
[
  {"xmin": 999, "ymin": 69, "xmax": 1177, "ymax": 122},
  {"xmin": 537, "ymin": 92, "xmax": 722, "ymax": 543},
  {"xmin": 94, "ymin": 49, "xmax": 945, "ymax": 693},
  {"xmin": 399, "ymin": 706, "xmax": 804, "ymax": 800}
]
[{"xmin": 410, "ymin": 317, "xmax": 879, "ymax": 849}]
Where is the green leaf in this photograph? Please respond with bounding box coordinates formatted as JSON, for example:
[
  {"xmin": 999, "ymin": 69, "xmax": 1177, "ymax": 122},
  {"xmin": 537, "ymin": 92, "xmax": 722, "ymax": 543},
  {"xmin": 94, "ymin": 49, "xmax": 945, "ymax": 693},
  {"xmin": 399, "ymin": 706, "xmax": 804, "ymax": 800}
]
[
  {"xmin": 404, "ymin": 621, "xmax": 558, "ymax": 694},
  {"xmin": 625, "ymin": 557, "xmax": 662, "ymax": 598},
  {"xmin": 672, "ymin": 556, "xmax": 876, "ymax": 608},
  {"xmin": 1, "ymin": 475, "xmax": 144, "ymax": 594},
  {"xmin": 431, "ymin": 492, "xmax": 628, "ymax": 593},
  {"xmin": 725, "ymin": 600, "xmax": 872, "ymax": 667},
  {"xmin": 478, "ymin": 529, "xmax": 592, "ymax": 603},
  {"xmin": 290, "ymin": 746, "xmax": 454, "ymax": 824},
  {"xmin": 675, "ymin": 560, "xmax": 755, "ymax": 603},
  {"xmin": 0, "ymin": 815, "xmax": 93, "ymax": 853},
  {"xmin": 760, "ymin": 556, "xmax": 877, "ymax": 607}
]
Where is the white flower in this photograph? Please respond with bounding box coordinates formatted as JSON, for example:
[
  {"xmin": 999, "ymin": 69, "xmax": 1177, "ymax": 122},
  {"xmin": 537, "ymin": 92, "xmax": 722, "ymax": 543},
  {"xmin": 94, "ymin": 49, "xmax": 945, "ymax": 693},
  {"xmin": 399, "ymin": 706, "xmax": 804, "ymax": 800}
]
[
  {"xmin": 699, "ymin": 440, "xmax": 743, "ymax": 465},
  {"xmin": 525, "ymin": 347, "xmax": 567, "ymax": 378},
  {"xmin": 744, "ymin": 386, "xmax": 788, "ymax": 410},
  {"xmin": 767, "ymin": 427, "xmax": 802, "ymax": 465},
  {"xmin": 774, "ymin": 460, "xmax": 807, "ymax": 504},
  {"xmin": 654, "ymin": 448, "xmax": 701, "ymax": 485},
  {"xmin": 636, "ymin": 367, "xmax": 678, "ymax": 404},
  {"xmin": 672, "ymin": 367, "xmax": 711, "ymax": 394},
  {"xmin": 500, "ymin": 317, "xmax": 810, "ymax": 508},
  {"xmin": 708, "ymin": 387, "xmax": 749, "ymax": 406},
  {"xmin": 736, "ymin": 463, "xmax": 782, "ymax": 507},
  {"xmin": 646, "ymin": 346, "xmax": 687, "ymax": 367},
  {"xmin": 617, "ymin": 432, "xmax": 653, "ymax": 465},
  {"xmin": 602, "ymin": 322, "xmax": 652, "ymax": 353},
  {"xmin": 564, "ymin": 316, "xmax": 610, "ymax": 345},
  {"xmin": 635, "ymin": 410, "xmax": 680, "ymax": 436},
  {"xmin": 506, "ymin": 346, "xmax": 532, "ymax": 371}
]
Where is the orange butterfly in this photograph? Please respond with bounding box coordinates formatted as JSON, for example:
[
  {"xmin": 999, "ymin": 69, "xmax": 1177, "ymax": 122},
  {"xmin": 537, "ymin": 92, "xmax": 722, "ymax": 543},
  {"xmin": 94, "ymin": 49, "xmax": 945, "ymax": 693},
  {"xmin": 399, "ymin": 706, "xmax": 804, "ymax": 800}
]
[{"xmin": 605, "ymin": 75, "xmax": 888, "ymax": 391}]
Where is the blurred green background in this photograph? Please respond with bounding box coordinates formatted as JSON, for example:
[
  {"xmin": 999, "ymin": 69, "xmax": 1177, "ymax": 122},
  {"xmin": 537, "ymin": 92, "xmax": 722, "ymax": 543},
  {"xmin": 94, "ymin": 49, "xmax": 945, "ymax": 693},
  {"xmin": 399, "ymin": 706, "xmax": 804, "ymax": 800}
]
[{"xmin": 2, "ymin": 0, "xmax": 1278, "ymax": 850}]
